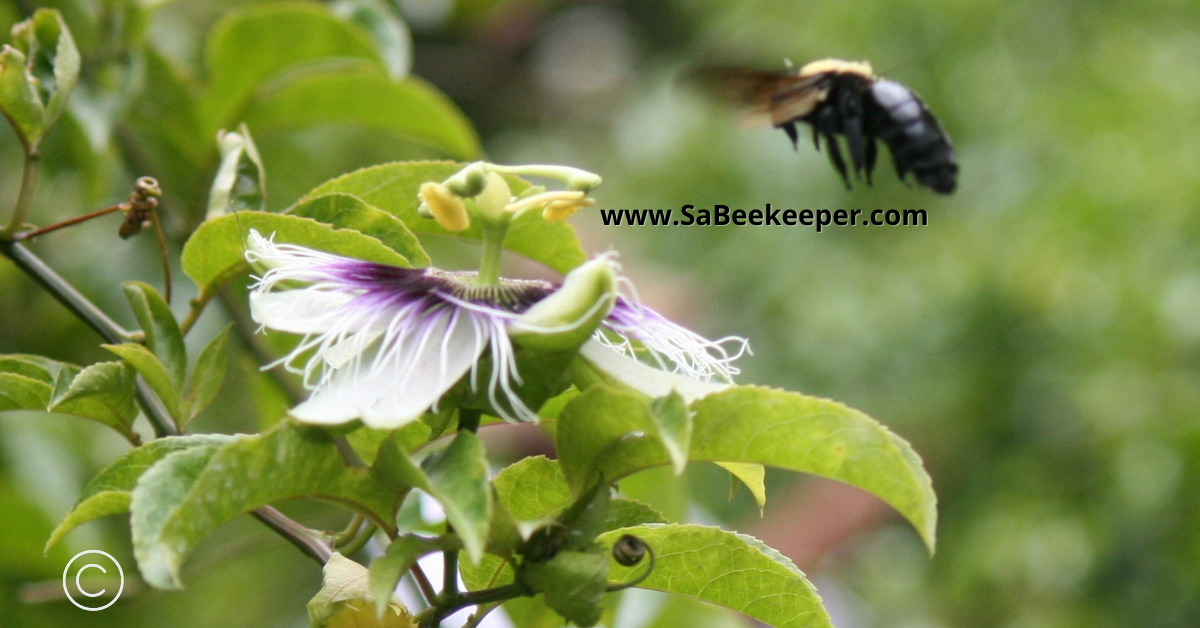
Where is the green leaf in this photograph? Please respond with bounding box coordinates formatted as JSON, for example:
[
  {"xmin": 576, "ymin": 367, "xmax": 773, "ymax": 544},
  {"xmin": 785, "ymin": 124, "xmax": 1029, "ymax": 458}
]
[
  {"xmin": 493, "ymin": 456, "xmax": 574, "ymax": 523},
  {"xmin": 310, "ymin": 553, "xmax": 414, "ymax": 628},
  {"xmin": 131, "ymin": 445, "xmax": 222, "ymax": 588},
  {"xmin": 181, "ymin": 210, "xmax": 414, "ymax": 296},
  {"xmin": 244, "ymin": 64, "xmax": 479, "ymax": 160},
  {"xmin": 0, "ymin": 372, "xmax": 52, "ymax": 409},
  {"xmin": 599, "ymin": 524, "xmax": 831, "ymax": 628},
  {"xmin": 604, "ymin": 499, "xmax": 669, "ymax": 530},
  {"xmin": 520, "ymin": 549, "xmax": 609, "ymax": 627},
  {"xmin": 558, "ymin": 385, "xmax": 938, "ymax": 552},
  {"xmin": 649, "ymin": 392, "xmax": 691, "ymax": 476},
  {"xmin": 419, "ymin": 430, "xmax": 491, "ymax": 564},
  {"xmin": 103, "ymin": 343, "xmax": 184, "ymax": 424},
  {"xmin": 492, "ymin": 456, "xmax": 668, "ymax": 532},
  {"xmin": 368, "ymin": 535, "xmax": 441, "ymax": 617},
  {"xmin": 131, "ymin": 422, "xmax": 404, "ymax": 588},
  {"xmin": 46, "ymin": 435, "xmax": 237, "ymax": 552},
  {"xmin": 461, "ymin": 458, "xmax": 667, "ymax": 594},
  {"xmin": 201, "ymin": 1, "xmax": 382, "ymax": 135},
  {"xmin": 49, "ymin": 361, "xmax": 139, "ymax": 436},
  {"xmin": 344, "ymin": 422, "xmax": 431, "ymax": 465},
  {"xmin": 0, "ymin": 9, "xmax": 78, "ymax": 149},
  {"xmin": 304, "ymin": 161, "xmax": 587, "ymax": 274},
  {"xmin": 0, "ymin": 355, "xmax": 138, "ymax": 438},
  {"xmin": 186, "ymin": 325, "xmax": 232, "ymax": 422},
  {"xmin": 290, "ymin": 192, "xmax": 430, "ymax": 267},
  {"xmin": 0, "ymin": 354, "xmax": 63, "ymax": 383},
  {"xmin": 715, "ymin": 462, "xmax": 767, "ymax": 513},
  {"xmin": 207, "ymin": 123, "xmax": 266, "ymax": 219},
  {"xmin": 123, "ymin": 281, "xmax": 187, "ymax": 391},
  {"xmin": 0, "ymin": 45, "xmax": 43, "ymax": 149},
  {"xmin": 331, "ymin": 0, "xmax": 411, "ymax": 79},
  {"xmin": 371, "ymin": 431, "xmax": 491, "ymax": 564},
  {"xmin": 12, "ymin": 9, "xmax": 78, "ymax": 130}
]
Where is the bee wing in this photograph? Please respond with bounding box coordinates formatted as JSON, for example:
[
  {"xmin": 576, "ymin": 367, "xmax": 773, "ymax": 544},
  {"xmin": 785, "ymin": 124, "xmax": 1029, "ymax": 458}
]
[{"xmin": 688, "ymin": 68, "xmax": 830, "ymax": 128}]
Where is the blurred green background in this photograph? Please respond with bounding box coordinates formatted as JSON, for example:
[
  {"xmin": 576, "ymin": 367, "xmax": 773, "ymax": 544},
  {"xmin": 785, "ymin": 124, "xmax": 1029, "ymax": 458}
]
[{"xmin": 2, "ymin": 0, "xmax": 1198, "ymax": 626}]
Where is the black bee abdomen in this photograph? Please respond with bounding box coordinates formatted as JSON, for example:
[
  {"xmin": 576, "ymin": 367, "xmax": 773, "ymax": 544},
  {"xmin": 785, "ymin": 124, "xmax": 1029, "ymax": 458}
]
[{"xmin": 866, "ymin": 80, "xmax": 957, "ymax": 194}]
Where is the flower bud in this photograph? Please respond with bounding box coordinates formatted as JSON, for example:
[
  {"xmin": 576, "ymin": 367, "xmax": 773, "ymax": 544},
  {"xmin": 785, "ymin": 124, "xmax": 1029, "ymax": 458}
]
[
  {"xmin": 307, "ymin": 553, "xmax": 414, "ymax": 627},
  {"xmin": 418, "ymin": 182, "xmax": 470, "ymax": 232},
  {"xmin": 510, "ymin": 255, "xmax": 618, "ymax": 351}
]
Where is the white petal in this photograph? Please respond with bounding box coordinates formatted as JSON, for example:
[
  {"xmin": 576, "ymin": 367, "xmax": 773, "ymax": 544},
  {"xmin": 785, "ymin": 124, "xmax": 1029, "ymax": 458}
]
[
  {"xmin": 289, "ymin": 312, "xmax": 485, "ymax": 429},
  {"xmin": 579, "ymin": 339, "xmax": 730, "ymax": 403},
  {"xmin": 249, "ymin": 290, "xmax": 355, "ymax": 334}
]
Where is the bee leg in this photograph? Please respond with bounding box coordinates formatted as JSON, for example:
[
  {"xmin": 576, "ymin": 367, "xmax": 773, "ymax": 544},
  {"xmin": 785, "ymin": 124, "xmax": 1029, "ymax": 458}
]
[
  {"xmin": 838, "ymin": 87, "xmax": 868, "ymax": 181},
  {"xmin": 824, "ymin": 131, "xmax": 852, "ymax": 190},
  {"xmin": 779, "ymin": 121, "xmax": 800, "ymax": 150},
  {"xmin": 810, "ymin": 124, "xmax": 820, "ymax": 151},
  {"xmin": 813, "ymin": 107, "xmax": 852, "ymax": 189}
]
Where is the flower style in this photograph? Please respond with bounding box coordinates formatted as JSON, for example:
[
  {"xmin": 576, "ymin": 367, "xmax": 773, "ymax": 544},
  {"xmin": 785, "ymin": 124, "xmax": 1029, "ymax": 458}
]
[{"xmin": 245, "ymin": 231, "xmax": 748, "ymax": 429}]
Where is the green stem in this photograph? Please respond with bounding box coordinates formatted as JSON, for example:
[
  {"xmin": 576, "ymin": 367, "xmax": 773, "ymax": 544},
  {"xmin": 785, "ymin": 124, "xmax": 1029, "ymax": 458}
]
[
  {"xmin": 337, "ymin": 522, "xmax": 377, "ymax": 557},
  {"xmin": 458, "ymin": 408, "xmax": 482, "ymax": 434},
  {"xmin": 332, "ymin": 514, "xmax": 366, "ymax": 547},
  {"xmin": 179, "ymin": 286, "xmax": 217, "ymax": 337},
  {"xmin": 476, "ymin": 223, "xmax": 507, "ymax": 287},
  {"xmin": 442, "ymin": 544, "xmax": 459, "ymax": 598},
  {"xmin": 410, "ymin": 563, "xmax": 437, "ymax": 606},
  {"xmin": 250, "ymin": 505, "xmax": 332, "ymax": 564},
  {"xmin": 1, "ymin": 151, "xmax": 40, "ymax": 239},
  {"xmin": 416, "ymin": 583, "xmax": 527, "ymax": 628}
]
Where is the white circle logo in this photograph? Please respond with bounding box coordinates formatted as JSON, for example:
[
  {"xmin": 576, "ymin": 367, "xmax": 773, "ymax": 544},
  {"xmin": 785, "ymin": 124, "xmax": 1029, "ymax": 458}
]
[{"xmin": 63, "ymin": 550, "xmax": 124, "ymax": 611}]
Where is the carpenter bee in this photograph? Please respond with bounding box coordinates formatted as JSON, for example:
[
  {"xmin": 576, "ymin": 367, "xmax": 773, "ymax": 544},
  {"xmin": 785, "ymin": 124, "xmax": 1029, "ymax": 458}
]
[{"xmin": 696, "ymin": 58, "xmax": 957, "ymax": 194}]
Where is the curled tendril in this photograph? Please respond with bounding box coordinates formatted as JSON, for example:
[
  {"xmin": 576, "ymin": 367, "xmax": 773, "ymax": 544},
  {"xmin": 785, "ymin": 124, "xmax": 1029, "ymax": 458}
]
[{"xmin": 606, "ymin": 534, "xmax": 655, "ymax": 592}]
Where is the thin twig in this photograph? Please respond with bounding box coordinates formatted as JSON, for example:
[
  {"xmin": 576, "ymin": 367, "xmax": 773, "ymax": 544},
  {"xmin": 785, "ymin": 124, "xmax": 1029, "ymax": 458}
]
[
  {"xmin": 12, "ymin": 204, "xmax": 123, "ymax": 241},
  {"xmin": 416, "ymin": 583, "xmax": 526, "ymax": 628},
  {"xmin": 410, "ymin": 563, "xmax": 438, "ymax": 607},
  {"xmin": 249, "ymin": 505, "xmax": 332, "ymax": 565},
  {"xmin": 149, "ymin": 210, "xmax": 172, "ymax": 303},
  {"xmin": 178, "ymin": 286, "xmax": 217, "ymax": 336}
]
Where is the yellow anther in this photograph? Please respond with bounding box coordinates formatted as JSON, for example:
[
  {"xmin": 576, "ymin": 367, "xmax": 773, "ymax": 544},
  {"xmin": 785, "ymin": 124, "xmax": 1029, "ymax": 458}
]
[
  {"xmin": 418, "ymin": 182, "xmax": 470, "ymax": 232},
  {"xmin": 543, "ymin": 196, "xmax": 595, "ymax": 221}
]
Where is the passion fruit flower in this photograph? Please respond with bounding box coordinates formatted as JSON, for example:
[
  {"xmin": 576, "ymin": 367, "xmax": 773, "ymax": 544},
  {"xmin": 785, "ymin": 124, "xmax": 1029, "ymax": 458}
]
[{"xmin": 244, "ymin": 231, "xmax": 747, "ymax": 428}]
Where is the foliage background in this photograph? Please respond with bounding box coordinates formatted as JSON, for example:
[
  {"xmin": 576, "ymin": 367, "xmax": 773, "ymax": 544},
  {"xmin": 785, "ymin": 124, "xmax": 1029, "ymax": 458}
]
[{"xmin": 1, "ymin": 0, "xmax": 1198, "ymax": 627}]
